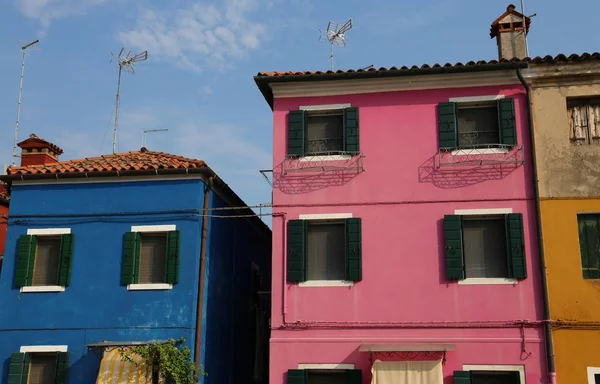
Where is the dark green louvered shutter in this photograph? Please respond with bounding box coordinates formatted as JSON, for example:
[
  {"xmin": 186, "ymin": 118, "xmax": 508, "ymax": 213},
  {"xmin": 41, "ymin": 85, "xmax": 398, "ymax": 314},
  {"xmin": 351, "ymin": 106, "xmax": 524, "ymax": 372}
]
[
  {"xmin": 121, "ymin": 232, "xmax": 140, "ymax": 285},
  {"xmin": 577, "ymin": 214, "xmax": 600, "ymax": 279},
  {"xmin": 288, "ymin": 110, "xmax": 307, "ymax": 157},
  {"xmin": 346, "ymin": 218, "xmax": 362, "ymax": 282},
  {"xmin": 506, "ymin": 213, "xmax": 527, "ymax": 279},
  {"xmin": 453, "ymin": 370, "xmax": 471, "ymax": 384},
  {"xmin": 438, "ymin": 102, "xmax": 458, "ymax": 150},
  {"xmin": 57, "ymin": 234, "xmax": 75, "ymax": 287},
  {"xmin": 287, "ymin": 369, "xmax": 307, "ymax": 384},
  {"xmin": 344, "ymin": 107, "xmax": 360, "ymax": 153},
  {"xmin": 444, "ymin": 215, "xmax": 465, "ymax": 280},
  {"xmin": 55, "ymin": 352, "xmax": 69, "ymax": 384},
  {"xmin": 15, "ymin": 235, "xmax": 37, "ymax": 287},
  {"xmin": 346, "ymin": 369, "xmax": 362, "ymax": 384},
  {"xmin": 498, "ymin": 98, "xmax": 517, "ymax": 146},
  {"xmin": 287, "ymin": 220, "xmax": 307, "ymax": 283},
  {"xmin": 165, "ymin": 230, "xmax": 181, "ymax": 284},
  {"xmin": 7, "ymin": 352, "xmax": 30, "ymax": 384}
]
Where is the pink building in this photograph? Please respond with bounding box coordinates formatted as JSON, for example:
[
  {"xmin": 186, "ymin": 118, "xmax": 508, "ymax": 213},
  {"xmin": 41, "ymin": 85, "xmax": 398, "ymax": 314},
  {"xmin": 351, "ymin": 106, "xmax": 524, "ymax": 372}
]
[{"xmin": 254, "ymin": 15, "xmax": 548, "ymax": 383}]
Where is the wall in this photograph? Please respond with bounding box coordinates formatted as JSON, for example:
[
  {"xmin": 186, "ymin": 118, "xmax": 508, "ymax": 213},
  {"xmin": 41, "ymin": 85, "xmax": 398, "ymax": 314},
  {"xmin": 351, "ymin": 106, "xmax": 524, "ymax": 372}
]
[{"xmin": 0, "ymin": 201, "xmax": 7, "ymax": 259}]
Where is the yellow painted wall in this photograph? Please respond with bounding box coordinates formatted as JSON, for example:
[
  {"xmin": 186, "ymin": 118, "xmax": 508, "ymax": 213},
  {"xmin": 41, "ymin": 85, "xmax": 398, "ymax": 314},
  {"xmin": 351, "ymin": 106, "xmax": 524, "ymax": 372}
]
[{"xmin": 554, "ymin": 329, "xmax": 600, "ymax": 383}]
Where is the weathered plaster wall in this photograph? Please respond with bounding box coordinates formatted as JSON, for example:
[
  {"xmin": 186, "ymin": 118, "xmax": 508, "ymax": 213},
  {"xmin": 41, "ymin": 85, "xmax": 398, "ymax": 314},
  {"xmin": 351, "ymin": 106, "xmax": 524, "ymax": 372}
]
[{"xmin": 553, "ymin": 329, "xmax": 600, "ymax": 384}]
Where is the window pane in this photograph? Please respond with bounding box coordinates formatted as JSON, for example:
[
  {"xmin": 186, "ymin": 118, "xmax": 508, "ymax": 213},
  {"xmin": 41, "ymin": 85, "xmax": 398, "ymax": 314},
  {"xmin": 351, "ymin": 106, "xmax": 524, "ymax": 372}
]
[
  {"xmin": 33, "ymin": 237, "xmax": 61, "ymax": 286},
  {"xmin": 472, "ymin": 371, "xmax": 520, "ymax": 384},
  {"xmin": 307, "ymin": 222, "xmax": 345, "ymax": 280},
  {"xmin": 595, "ymin": 373, "xmax": 600, "ymax": 384},
  {"xmin": 308, "ymin": 371, "xmax": 347, "ymax": 384},
  {"xmin": 578, "ymin": 214, "xmax": 600, "ymax": 279},
  {"xmin": 307, "ymin": 114, "xmax": 344, "ymax": 154},
  {"xmin": 139, "ymin": 234, "xmax": 167, "ymax": 284},
  {"xmin": 29, "ymin": 354, "xmax": 57, "ymax": 384},
  {"xmin": 463, "ymin": 218, "xmax": 508, "ymax": 278},
  {"xmin": 457, "ymin": 106, "xmax": 499, "ymax": 147}
]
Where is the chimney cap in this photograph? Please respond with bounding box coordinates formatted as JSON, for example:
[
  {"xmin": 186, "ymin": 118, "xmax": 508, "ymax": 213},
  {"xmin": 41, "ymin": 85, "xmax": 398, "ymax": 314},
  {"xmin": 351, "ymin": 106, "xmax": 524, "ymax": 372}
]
[
  {"xmin": 17, "ymin": 133, "xmax": 64, "ymax": 155},
  {"xmin": 490, "ymin": 3, "xmax": 531, "ymax": 38}
]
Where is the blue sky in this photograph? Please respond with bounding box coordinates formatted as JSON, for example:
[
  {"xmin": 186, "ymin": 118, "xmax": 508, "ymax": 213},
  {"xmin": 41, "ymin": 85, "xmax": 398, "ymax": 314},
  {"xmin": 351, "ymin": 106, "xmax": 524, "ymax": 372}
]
[{"xmin": 0, "ymin": 0, "xmax": 598, "ymax": 224}]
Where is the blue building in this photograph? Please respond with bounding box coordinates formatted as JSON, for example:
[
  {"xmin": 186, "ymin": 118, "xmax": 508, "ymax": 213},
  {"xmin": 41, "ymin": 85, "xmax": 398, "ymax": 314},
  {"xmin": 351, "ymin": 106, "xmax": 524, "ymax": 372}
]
[{"xmin": 0, "ymin": 135, "xmax": 272, "ymax": 384}]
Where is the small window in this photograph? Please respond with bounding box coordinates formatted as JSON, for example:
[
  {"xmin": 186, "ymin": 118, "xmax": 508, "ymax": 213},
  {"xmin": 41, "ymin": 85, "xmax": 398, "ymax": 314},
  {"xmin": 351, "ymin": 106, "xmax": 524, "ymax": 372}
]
[
  {"xmin": 33, "ymin": 236, "xmax": 61, "ymax": 286},
  {"xmin": 463, "ymin": 216, "xmax": 508, "ymax": 278},
  {"xmin": 307, "ymin": 220, "xmax": 346, "ymax": 280},
  {"xmin": 138, "ymin": 233, "xmax": 167, "ymax": 284},
  {"xmin": 121, "ymin": 230, "xmax": 180, "ymax": 286},
  {"xmin": 29, "ymin": 353, "xmax": 58, "ymax": 384},
  {"xmin": 457, "ymin": 103, "xmax": 500, "ymax": 148},
  {"xmin": 472, "ymin": 371, "xmax": 520, "ymax": 384},
  {"xmin": 567, "ymin": 97, "xmax": 600, "ymax": 145},
  {"xmin": 15, "ymin": 233, "xmax": 74, "ymax": 289},
  {"xmin": 307, "ymin": 370, "xmax": 346, "ymax": 384},
  {"xmin": 577, "ymin": 214, "xmax": 600, "ymax": 279},
  {"xmin": 306, "ymin": 111, "xmax": 344, "ymax": 155}
]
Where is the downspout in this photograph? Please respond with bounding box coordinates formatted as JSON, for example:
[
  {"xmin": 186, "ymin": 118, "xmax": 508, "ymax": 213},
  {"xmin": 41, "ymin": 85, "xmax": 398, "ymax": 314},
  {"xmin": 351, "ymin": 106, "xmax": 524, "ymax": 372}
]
[
  {"xmin": 195, "ymin": 176, "xmax": 214, "ymax": 373},
  {"xmin": 516, "ymin": 68, "xmax": 556, "ymax": 384}
]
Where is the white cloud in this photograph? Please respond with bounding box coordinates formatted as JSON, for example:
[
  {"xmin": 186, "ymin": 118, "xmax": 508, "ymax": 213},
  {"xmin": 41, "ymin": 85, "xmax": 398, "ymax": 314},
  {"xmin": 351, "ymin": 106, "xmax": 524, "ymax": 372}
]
[
  {"xmin": 118, "ymin": 0, "xmax": 269, "ymax": 71},
  {"xmin": 15, "ymin": 0, "xmax": 112, "ymax": 34}
]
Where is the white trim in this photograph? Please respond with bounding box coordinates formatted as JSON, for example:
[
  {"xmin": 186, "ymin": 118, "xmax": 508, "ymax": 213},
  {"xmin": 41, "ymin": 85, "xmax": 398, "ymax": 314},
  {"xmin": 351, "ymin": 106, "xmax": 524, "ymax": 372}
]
[
  {"xmin": 27, "ymin": 228, "xmax": 71, "ymax": 235},
  {"xmin": 587, "ymin": 367, "xmax": 600, "ymax": 384},
  {"xmin": 453, "ymin": 208, "xmax": 513, "ymax": 215},
  {"xmin": 451, "ymin": 148, "xmax": 509, "ymax": 156},
  {"xmin": 20, "ymin": 345, "xmax": 68, "ymax": 353},
  {"xmin": 12, "ymin": 174, "xmax": 205, "ymax": 186},
  {"xmin": 127, "ymin": 283, "xmax": 173, "ymax": 291},
  {"xmin": 298, "ymin": 213, "xmax": 353, "ymax": 220},
  {"xmin": 298, "ymin": 154, "xmax": 351, "ymax": 162},
  {"xmin": 463, "ymin": 364, "xmax": 525, "ymax": 383},
  {"xmin": 458, "ymin": 278, "xmax": 518, "ymax": 285},
  {"xmin": 299, "ymin": 103, "xmax": 351, "ymax": 111},
  {"xmin": 298, "ymin": 363, "xmax": 355, "ymax": 370},
  {"xmin": 449, "ymin": 95, "xmax": 505, "ymax": 103},
  {"xmin": 130, "ymin": 225, "xmax": 176, "ymax": 233},
  {"xmin": 20, "ymin": 285, "xmax": 66, "ymax": 293},
  {"xmin": 299, "ymin": 280, "xmax": 354, "ymax": 287}
]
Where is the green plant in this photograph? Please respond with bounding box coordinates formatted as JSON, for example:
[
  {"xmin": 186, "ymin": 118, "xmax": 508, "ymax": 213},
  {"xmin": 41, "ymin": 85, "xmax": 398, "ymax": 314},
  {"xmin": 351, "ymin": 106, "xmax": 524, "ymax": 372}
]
[{"xmin": 120, "ymin": 338, "xmax": 206, "ymax": 384}]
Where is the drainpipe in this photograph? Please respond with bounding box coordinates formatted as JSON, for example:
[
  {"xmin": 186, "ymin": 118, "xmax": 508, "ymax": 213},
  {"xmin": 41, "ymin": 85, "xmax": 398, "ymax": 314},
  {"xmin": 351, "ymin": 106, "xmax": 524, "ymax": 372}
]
[
  {"xmin": 194, "ymin": 176, "xmax": 214, "ymax": 374},
  {"xmin": 516, "ymin": 69, "xmax": 556, "ymax": 384}
]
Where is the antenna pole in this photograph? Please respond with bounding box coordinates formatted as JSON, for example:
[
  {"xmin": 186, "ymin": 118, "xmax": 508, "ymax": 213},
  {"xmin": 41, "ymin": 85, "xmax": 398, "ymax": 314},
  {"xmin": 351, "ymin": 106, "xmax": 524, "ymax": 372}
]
[
  {"xmin": 520, "ymin": 0, "xmax": 530, "ymax": 57},
  {"xmin": 330, "ymin": 43, "xmax": 334, "ymax": 70},
  {"xmin": 12, "ymin": 39, "xmax": 39, "ymax": 166},
  {"xmin": 112, "ymin": 66, "xmax": 123, "ymax": 154}
]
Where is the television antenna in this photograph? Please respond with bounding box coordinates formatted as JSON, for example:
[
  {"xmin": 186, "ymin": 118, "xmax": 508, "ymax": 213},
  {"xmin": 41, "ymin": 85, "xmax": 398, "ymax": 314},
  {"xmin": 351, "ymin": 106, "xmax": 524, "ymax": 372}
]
[
  {"xmin": 142, "ymin": 128, "xmax": 168, "ymax": 147},
  {"xmin": 520, "ymin": 0, "xmax": 537, "ymax": 57},
  {"xmin": 319, "ymin": 19, "xmax": 352, "ymax": 70},
  {"xmin": 111, "ymin": 48, "xmax": 148, "ymax": 154},
  {"xmin": 12, "ymin": 39, "xmax": 40, "ymax": 166}
]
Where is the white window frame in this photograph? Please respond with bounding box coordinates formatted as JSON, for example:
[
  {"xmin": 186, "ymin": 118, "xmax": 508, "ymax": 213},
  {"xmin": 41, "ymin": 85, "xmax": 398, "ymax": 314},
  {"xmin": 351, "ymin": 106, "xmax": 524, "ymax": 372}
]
[
  {"xmin": 453, "ymin": 208, "xmax": 519, "ymax": 286},
  {"xmin": 126, "ymin": 224, "xmax": 176, "ymax": 291},
  {"xmin": 587, "ymin": 367, "xmax": 600, "ymax": 384},
  {"xmin": 463, "ymin": 364, "xmax": 525, "ymax": 383},
  {"xmin": 20, "ymin": 228, "xmax": 72, "ymax": 293},
  {"xmin": 20, "ymin": 345, "xmax": 68, "ymax": 353},
  {"xmin": 297, "ymin": 213, "xmax": 354, "ymax": 287},
  {"xmin": 297, "ymin": 103, "xmax": 353, "ymax": 162},
  {"xmin": 298, "ymin": 363, "xmax": 355, "ymax": 369}
]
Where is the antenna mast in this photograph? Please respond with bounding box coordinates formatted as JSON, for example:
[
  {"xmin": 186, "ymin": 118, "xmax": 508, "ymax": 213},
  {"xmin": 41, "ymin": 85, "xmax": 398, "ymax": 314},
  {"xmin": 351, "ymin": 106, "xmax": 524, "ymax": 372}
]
[
  {"xmin": 142, "ymin": 128, "xmax": 168, "ymax": 147},
  {"xmin": 12, "ymin": 39, "xmax": 39, "ymax": 166},
  {"xmin": 111, "ymin": 48, "xmax": 148, "ymax": 154},
  {"xmin": 320, "ymin": 19, "xmax": 353, "ymax": 70}
]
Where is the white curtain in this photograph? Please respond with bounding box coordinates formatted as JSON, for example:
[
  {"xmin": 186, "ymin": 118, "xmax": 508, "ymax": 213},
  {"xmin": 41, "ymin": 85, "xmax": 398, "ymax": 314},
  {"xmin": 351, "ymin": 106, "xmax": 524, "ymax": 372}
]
[{"xmin": 370, "ymin": 360, "xmax": 443, "ymax": 384}]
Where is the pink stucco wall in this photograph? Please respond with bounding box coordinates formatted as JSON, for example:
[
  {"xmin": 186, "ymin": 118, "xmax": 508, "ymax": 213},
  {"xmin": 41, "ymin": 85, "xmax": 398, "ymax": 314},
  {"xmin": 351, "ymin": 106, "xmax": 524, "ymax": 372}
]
[{"xmin": 268, "ymin": 84, "xmax": 546, "ymax": 383}]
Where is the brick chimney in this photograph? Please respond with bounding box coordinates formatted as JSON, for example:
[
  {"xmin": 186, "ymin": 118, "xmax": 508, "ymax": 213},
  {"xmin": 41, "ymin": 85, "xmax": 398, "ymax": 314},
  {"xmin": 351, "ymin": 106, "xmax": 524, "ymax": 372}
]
[
  {"xmin": 17, "ymin": 134, "xmax": 63, "ymax": 167},
  {"xmin": 490, "ymin": 4, "xmax": 531, "ymax": 60}
]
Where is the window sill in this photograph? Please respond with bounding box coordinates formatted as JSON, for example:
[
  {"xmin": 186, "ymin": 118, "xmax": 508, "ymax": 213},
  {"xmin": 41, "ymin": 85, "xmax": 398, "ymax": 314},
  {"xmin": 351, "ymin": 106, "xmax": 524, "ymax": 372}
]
[
  {"xmin": 298, "ymin": 280, "xmax": 354, "ymax": 287},
  {"xmin": 127, "ymin": 283, "xmax": 173, "ymax": 291},
  {"xmin": 450, "ymin": 148, "xmax": 509, "ymax": 155},
  {"xmin": 20, "ymin": 285, "xmax": 66, "ymax": 293},
  {"xmin": 458, "ymin": 278, "xmax": 518, "ymax": 285},
  {"xmin": 299, "ymin": 154, "xmax": 352, "ymax": 162}
]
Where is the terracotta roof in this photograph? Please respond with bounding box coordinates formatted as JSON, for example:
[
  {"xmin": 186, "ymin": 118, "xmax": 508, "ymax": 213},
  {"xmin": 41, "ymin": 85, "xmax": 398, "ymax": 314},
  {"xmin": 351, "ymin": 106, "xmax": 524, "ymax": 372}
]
[
  {"xmin": 6, "ymin": 147, "xmax": 206, "ymax": 175},
  {"xmin": 490, "ymin": 4, "xmax": 531, "ymax": 38},
  {"xmin": 0, "ymin": 182, "xmax": 8, "ymax": 204},
  {"xmin": 17, "ymin": 133, "xmax": 64, "ymax": 155}
]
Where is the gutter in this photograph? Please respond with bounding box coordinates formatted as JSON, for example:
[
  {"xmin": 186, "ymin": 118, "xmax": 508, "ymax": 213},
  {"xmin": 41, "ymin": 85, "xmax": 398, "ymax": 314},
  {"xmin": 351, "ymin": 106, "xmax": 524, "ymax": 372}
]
[{"xmin": 516, "ymin": 68, "xmax": 556, "ymax": 384}]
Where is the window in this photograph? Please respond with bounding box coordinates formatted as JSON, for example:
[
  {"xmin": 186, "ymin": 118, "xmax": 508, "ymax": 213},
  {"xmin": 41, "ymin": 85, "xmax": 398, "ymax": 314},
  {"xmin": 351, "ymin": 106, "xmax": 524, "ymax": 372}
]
[
  {"xmin": 444, "ymin": 213, "xmax": 527, "ymax": 281},
  {"xmin": 457, "ymin": 104, "xmax": 500, "ymax": 147},
  {"xmin": 287, "ymin": 218, "xmax": 362, "ymax": 284},
  {"xmin": 121, "ymin": 227, "xmax": 180, "ymax": 289},
  {"xmin": 568, "ymin": 97, "xmax": 600, "ymax": 145},
  {"xmin": 455, "ymin": 369, "xmax": 521, "ymax": 384},
  {"xmin": 577, "ymin": 214, "xmax": 600, "ymax": 279},
  {"xmin": 8, "ymin": 351, "xmax": 69, "ymax": 384},
  {"xmin": 587, "ymin": 367, "xmax": 600, "ymax": 384},
  {"xmin": 307, "ymin": 370, "xmax": 347, "ymax": 384},
  {"xmin": 288, "ymin": 369, "xmax": 361, "ymax": 384}
]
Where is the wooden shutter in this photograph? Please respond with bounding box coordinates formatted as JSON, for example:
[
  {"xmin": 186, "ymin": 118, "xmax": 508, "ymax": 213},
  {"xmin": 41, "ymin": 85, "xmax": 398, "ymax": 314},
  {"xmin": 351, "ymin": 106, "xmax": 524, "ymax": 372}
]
[
  {"xmin": 506, "ymin": 213, "xmax": 527, "ymax": 279},
  {"xmin": 344, "ymin": 107, "xmax": 360, "ymax": 153},
  {"xmin": 438, "ymin": 102, "xmax": 458, "ymax": 149},
  {"xmin": 165, "ymin": 230, "xmax": 181, "ymax": 284},
  {"xmin": 346, "ymin": 369, "xmax": 362, "ymax": 384},
  {"xmin": 498, "ymin": 98, "xmax": 517, "ymax": 146},
  {"xmin": 444, "ymin": 215, "xmax": 465, "ymax": 280},
  {"xmin": 345, "ymin": 218, "xmax": 362, "ymax": 282},
  {"xmin": 578, "ymin": 214, "xmax": 600, "ymax": 279},
  {"xmin": 288, "ymin": 110, "xmax": 308, "ymax": 157},
  {"xmin": 15, "ymin": 235, "xmax": 37, "ymax": 287},
  {"xmin": 121, "ymin": 232, "xmax": 140, "ymax": 285},
  {"xmin": 55, "ymin": 352, "xmax": 69, "ymax": 384},
  {"xmin": 287, "ymin": 220, "xmax": 307, "ymax": 283},
  {"xmin": 7, "ymin": 352, "xmax": 30, "ymax": 384},
  {"xmin": 453, "ymin": 370, "xmax": 472, "ymax": 384},
  {"xmin": 287, "ymin": 369, "xmax": 307, "ymax": 384},
  {"xmin": 57, "ymin": 234, "xmax": 75, "ymax": 287}
]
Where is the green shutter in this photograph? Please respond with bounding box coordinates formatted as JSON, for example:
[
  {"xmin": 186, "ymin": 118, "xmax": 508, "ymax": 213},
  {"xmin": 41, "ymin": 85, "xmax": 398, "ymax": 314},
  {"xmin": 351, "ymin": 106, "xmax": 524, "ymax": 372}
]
[
  {"xmin": 444, "ymin": 215, "xmax": 465, "ymax": 280},
  {"xmin": 288, "ymin": 110, "xmax": 307, "ymax": 157},
  {"xmin": 287, "ymin": 369, "xmax": 307, "ymax": 384},
  {"xmin": 344, "ymin": 107, "xmax": 360, "ymax": 153},
  {"xmin": 165, "ymin": 230, "xmax": 181, "ymax": 284},
  {"xmin": 7, "ymin": 352, "xmax": 30, "ymax": 384},
  {"xmin": 438, "ymin": 102, "xmax": 458, "ymax": 150},
  {"xmin": 346, "ymin": 218, "xmax": 362, "ymax": 282},
  {"xmin": 57, "ymin": 234, "xmax": 75, "ymax": 287},
  {"xmin": 15, "ymin": 235, "xmax": 37, "ymax": 287},
  {"xmin": 287, "ymin": 220, "xmax": 307, "ymax": 283},
  {"xmin": 346, "ymin": 369, "xmax": 362, "ymax": 384},
  {"xmin": 121, "ymin": 232, "xmax": 140, "ymax": 285},
  {"xmin": 55, "ymin": 352, "xmax": 69, "ymax": 384},
  {"xmin": 453, "ymin": 370, "xmax": 471, "ymax": 384},
  {"xmin": 498, "ymin": 98, "xmax": 517, "ymax": 146},
  {"xmin": 506, "ymin": 213, "xmax": 527, "ymax": 279},
  {"xmin": 578, "ymin": 215, "xmax": 600, "ymax": 279}
]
